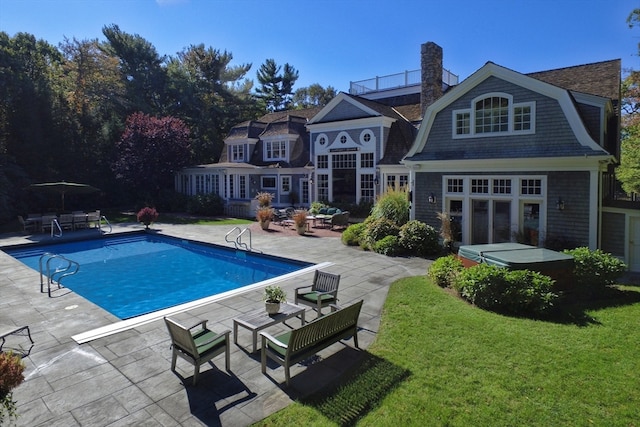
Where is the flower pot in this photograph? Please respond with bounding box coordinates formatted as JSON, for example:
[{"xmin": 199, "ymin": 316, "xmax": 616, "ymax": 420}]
[
  {"xmin": 296, "ymin": 224, "xmax": 306, "ymax": 235},
  {"xmin": 265, "ymin": 301, "xmax": 280, "ymax": 314},
  {"xmin": 260, "ymin": 219, "xmax": 271, "ymax": 230}
]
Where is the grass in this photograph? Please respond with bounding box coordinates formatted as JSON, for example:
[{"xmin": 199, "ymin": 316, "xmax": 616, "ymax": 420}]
[{"xmin": 254, "ymin": 276, "xmax": 640, "ymax": 426}]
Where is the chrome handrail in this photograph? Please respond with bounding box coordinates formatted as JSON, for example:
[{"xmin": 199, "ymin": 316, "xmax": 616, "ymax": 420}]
[{"xmin": 39, "ymin": 252, "xmax": 80, "ymax": 297}]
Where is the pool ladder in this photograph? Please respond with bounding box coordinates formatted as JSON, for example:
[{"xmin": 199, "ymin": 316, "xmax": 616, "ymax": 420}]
[
  {"xmin": 39, "ymin": 252, "xmax": 80, "ymax": 297},
  {"xmin": 48, "ymin": 215, "xmax": 112, "ymax": 238},
  {"xmin": 225, "ymin": 227, "xmax": 262, "ymax": 253}
]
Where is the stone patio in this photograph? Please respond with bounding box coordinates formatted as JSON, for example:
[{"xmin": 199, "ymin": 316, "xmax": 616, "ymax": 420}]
[{"xmin": 0, "ymin": 222, "xmax": 430, "ymax": 426}]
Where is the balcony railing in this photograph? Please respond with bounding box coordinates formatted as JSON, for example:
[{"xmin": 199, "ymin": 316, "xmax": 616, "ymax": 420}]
[{"xmin": 349, "ymin": 68, "xmax": 459, "ymax": 96}]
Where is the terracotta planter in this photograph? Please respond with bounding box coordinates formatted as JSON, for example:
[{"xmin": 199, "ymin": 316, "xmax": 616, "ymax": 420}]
[{"xmin": 265, "ymin": 301, "xmax": 280, "ymax": 314}]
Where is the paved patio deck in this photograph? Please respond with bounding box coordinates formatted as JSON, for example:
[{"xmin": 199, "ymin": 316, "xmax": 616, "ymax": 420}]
[{"xmin": 0, "ymin": 222, "xmax": 430, "ymax": 426}]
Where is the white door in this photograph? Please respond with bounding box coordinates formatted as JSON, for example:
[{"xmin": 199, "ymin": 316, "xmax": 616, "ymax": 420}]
[{"xmin": 630, "ymin": 217, "xmax": 640, "ymax": 272}]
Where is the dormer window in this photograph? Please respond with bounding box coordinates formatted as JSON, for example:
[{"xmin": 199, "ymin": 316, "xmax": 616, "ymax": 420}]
[
  {"xmin": 264, "ymin": 140, "xmax": 288, "ymax": 161},
  {"xmin": 453, "ymin": 93, "xmax": 535, "ymax": 138},
  {"xmin": 230, "ymin": 144, "xmax": 245, "ymax": 162}
]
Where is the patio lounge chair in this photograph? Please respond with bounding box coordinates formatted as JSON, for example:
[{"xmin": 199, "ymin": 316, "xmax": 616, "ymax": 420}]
[
  {"xmin": 164, "ymin": 317, "xmax": 231, "ymax": 385},
  {"xmin": 17, "ymin": 215, "xmax": 37, "ymax": 233},
  {"xmin": 58, "ymin": 213, "xmax": 74, "ymax": 230},
  {"xmin": 330, "ymin": 211, "xmax": 350, "ymax": 230},
  {"xmin": 294, "ymin": 270, "xmax": 341, "ymax": 318}
]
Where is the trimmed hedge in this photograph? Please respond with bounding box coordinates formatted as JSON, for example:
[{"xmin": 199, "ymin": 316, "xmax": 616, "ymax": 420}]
[
  {"xmin": 563, "ymin": 247, "xmax": 626, "ymax": 297},
  {"xmin": 342, "ymin": 222, "xmax": 367, "ymax": 246},
  {"xmin": 428, "ymin": 255, "xmax": 464, "ymax": 288},
  {"xmin": 399, "ymin": 220, "xmax": 440, "ymax": 257},
  {"xmin": 456, "ymin": 263, "xmax": 558, "ymax": 316}
]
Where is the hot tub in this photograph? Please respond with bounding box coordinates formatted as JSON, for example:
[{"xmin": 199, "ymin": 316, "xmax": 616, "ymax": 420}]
[{"xmin": 457, "ymin": 243, "xmax": 574, "ymax": 289}]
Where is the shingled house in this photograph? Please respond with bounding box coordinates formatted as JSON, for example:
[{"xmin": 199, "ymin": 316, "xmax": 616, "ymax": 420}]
[
  {"xmin": 403, "ymin": 58, "xmax": 627, "ymax": 264},
  {"xmin": 175, "ymin": 42, "xmax": 636, "ymax": 271}
]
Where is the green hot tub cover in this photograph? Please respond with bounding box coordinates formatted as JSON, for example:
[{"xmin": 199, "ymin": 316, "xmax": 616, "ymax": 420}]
[{"xmin": 458, "ymin": 243, "xmax": 574, "ymax": 270}]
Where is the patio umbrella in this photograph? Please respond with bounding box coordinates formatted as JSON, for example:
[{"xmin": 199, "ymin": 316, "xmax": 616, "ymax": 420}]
[{"xmin": 28, "ymin": 181, "xmax": 100, "ymax": 211}]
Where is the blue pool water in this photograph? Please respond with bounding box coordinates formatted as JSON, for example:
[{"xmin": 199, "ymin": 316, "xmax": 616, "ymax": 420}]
[{"xmin": 4, "ymin": 234, "xmax": 311, "ymax": 319}]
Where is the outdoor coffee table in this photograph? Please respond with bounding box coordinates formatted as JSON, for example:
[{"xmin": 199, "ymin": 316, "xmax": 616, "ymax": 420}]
[{"xmin": 233, "ymin": 302, "xmax": 306, "ymax": 353}]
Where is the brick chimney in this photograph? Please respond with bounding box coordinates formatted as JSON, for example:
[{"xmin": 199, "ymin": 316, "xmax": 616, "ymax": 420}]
[{"xmin": 421, "ymin": 42, "xmax": 443, "ymax": 115}]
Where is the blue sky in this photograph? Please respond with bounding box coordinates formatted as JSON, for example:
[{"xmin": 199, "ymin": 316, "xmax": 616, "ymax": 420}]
[{"xmin": 1, "ymin": 0, "xmax": 638, "ymax": 92}]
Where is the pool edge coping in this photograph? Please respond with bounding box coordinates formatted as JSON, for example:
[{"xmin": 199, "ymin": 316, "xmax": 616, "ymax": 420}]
[{"xmin": 71, "ymin": 261, "xmax": 333, "ymax": 344}]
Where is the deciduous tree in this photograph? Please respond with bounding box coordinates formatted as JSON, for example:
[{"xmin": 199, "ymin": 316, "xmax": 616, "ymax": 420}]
[{"xmin": 113, "ymin": 112, "xmax": 191, "ymax": 199}]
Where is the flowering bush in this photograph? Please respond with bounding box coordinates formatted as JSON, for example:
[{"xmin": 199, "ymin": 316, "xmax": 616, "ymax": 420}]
[
  {"xmin": 0, "ymin": 351, "xmax": 25, "ymax": 424},
  {"xmin": 137, "ymin": 207, "xmax": 159, "ymax": 227}
]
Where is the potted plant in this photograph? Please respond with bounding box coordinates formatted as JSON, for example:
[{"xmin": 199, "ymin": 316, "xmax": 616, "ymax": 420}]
[
  {"xmin": 264, "ymin": 285, "xmax": 286, "ymax": 314},
  {"xmin": 256, "ymin": 207, "xmax": 273, "ymax": 230},
  {"xmin": 293, "ymin": 210, "xmax": 308, "ymax": 235},
  {"xmin": 137, "ymin": 207, "xmax": 159, "ymax": 229},
  {"xmin": 0, "ymin": 351, "xmax": 25, "ymax": 424},
  {"xmin": 255, "ymin": 191, "xmax": 274, "ymax": 208}
]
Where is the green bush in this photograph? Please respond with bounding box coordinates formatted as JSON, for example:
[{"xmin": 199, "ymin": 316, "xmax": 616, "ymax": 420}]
[
  {"xmin": 342, "ymin": 222, "xmax": 366, "ymax": 246},
  {"xmin": 374, "ymin": 235, "xmax": 402, "ymax": 256},
  {"xmin": 399, "ymin": 220, "xmax": 440, "ymax": 257},
  {"xmin": 456, "ymin": 263, "xmax": 558, "ymax": 316},
  {"xmin": 563, "ymin": 247, "xmax": 627, "ymax": 296},
  {"xmin": 428, "ymin": 255, "xmax": 464, "ymax": 288},
  {"xmin": 370, "ymin": 187, "xmax": 409, "ymax": 226},
  {"xmin": 362, "ymin": 217, "xmax": 400, "ymax": 249},
  {"xmin": 186, "ymin": 193, "xmax": 225, "ymax": 216}
]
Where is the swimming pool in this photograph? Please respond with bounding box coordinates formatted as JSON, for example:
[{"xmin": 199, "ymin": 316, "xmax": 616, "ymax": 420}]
[{"xmin": 4, "ymin": 233, "xmax": 313, "ymax": 320}]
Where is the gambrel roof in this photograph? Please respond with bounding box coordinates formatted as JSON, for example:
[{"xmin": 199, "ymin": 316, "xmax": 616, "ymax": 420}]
[{"xmin": 404, "ymin": 61, "xmax": 615, "ymax": 165}]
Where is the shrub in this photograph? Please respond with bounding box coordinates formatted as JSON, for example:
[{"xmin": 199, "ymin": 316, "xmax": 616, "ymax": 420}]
[
  {"xmin": 399, "ymin": 220, "xmax": 440, "ymax": 257},
  {"xmin": 136, "ymin": 206, "xmax": 159, "ymax": 225},
  {"xmin": 362, "ymin": 217, "xmax": 400, "ymax": 249},
  {"xmin": 563, "ymin": 247, "xmax": 627, "ymax": 296},
  {"xmin": 0, "ymin": 351, "xmax": 25, "ymax": 424},
  {"xmin": 370, "ymin": 187, "xmax": 409, "ymax": 226},
  {"xmin": 428, "ymin": 255, "xmax": 464, "ymax": 288},
  {"xmin": 187, "ymin": 193, "xmax": 224, "ymax": 216},
  {"xmin": 342, "ymin": 222, "xmax": 366, "ymax": 246},
  {"xmin": 456, "ymin": 263, "xmax": 558, "ymax": 316},
  {"xmin": 374, "ymin": 235, "xmax": 402, "ymax": 256},
  {"xmin": 310, "ymin": 201, "xmax": 328, "ymax": 215}
]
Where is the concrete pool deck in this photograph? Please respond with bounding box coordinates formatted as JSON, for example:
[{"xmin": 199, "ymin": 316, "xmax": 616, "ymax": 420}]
[{"xmin": 0, "ymin": 222, "xmax": 430, "ymax": 426}]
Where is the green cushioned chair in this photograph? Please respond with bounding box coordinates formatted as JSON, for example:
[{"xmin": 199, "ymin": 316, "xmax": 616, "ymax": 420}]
[
  {"xmin": 164, "ymin": 317, "xmax": 231, "ymax": 385},
  {"xmin": 294, "ymin": 270, "xmax": 341, "ymax": 318}
]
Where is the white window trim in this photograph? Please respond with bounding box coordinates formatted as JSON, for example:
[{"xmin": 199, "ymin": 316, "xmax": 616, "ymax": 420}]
[
  {"xmin": 228, "ymin": 143, "xmax": 245, "ymax": 162},
  {"xmin": 264, "ymin": 140, "xmax": 289, "ymax": 162},
  {"xmin": 261, "ymin": 175, "xmax": 277, "ymax": 190},
  {"xmin": 451, "ymin": 93, "xmax": 536, "ymax": 139},
  {"xmin": 280, "ymin": 175, "xmax": 291, "ymax": 195}
]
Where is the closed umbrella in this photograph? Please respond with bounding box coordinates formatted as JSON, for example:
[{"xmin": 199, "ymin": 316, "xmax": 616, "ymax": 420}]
[{"xmin": 28, "ymin": 181, "xmax": 100, "ymax": 211}]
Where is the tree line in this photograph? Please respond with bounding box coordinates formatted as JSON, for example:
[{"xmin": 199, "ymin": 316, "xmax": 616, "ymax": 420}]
[{"xmin": 0, "ymin": 24, "xmax": 336, "ymax": 223}]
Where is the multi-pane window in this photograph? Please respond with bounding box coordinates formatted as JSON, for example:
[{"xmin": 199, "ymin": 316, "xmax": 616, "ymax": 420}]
[
  {"xmin": 196, "ymin": 175, "xmax": 205, "ymax": 194},
  {"xmin": 521, "ymin": 178, "xmax": 542, "ymax": 195},
  {"xmin": 514, "ymin": 104, "xmax": 532, "ymax": 131},
  {"xmin": 455, "ymin": 111, "xmax": 470, "ymax": 135},
  {"xmin": 475, "ymin": 96, "xmax": 509, "ymax": 133},
  {"xmin": 239, "ymin": 175, "xmax": 247, "ymax": 199},
  {"xmin": 361, "ymin": 174, "xmax": 374, "ymax": 202},
  {"xmin": 317, "ymin": 155, "xmax": 328, "ymax": 169},
  {"xmin": 361, "ymin": 152, "xmax": 374, "ymax": 168},
  {"xmin": 332, "ymin": 153, "xmax": 356, "ymax": 169},
  {"xmin": 399, "ymin": 175, "xmax": 408, "ymax": 189},
  {"xmin": 386, "ymin": 175, "xmax": 396, "ymax": 189},
  {"xmin": 230, "ymin": 145, "xmax": 244, "ymax": 162},
  {"xmin": 281, "ymin": 176, "xmax": 291, "ymax": 194},
  {"xmin": 317, "ymin": 174, "xmax": 329, "ymax": 201},
  {"xmin": 265, "ymin": 140, "xmax": 287, "ymax": 161},
  {"xmin": 471, "ymin": 178, "xmax": 489, "ymax": 194},
  {"xmin": 493, "ymin": 179, "xmax": 512, "ymax": 194},
  {"xmin": 453, "ymin": 94, "xmax": 535, "ymax": 138},
  {"xmin": 211, "ymin": 175, "xmax": 220, "ymax": 195},
  {"xmin": 447, "ymin": 178, "xmax": 464, "ymax": 193}
]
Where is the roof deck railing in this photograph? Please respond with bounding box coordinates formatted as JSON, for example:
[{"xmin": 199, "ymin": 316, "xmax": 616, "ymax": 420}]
[{"xmin": 349, "ymin": 68, "xmax": 459, "ymax": 96}]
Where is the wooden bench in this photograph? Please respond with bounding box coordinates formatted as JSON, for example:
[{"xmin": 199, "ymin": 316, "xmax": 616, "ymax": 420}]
[{"xmin": 260, "ymin": 300, "xmax": 363, "ymax": 386}]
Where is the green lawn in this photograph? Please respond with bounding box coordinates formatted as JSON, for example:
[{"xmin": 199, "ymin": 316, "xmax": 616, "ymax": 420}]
[{"xmin": 256, "ymin": 276, "xmax": 640, "ymax": 426}]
